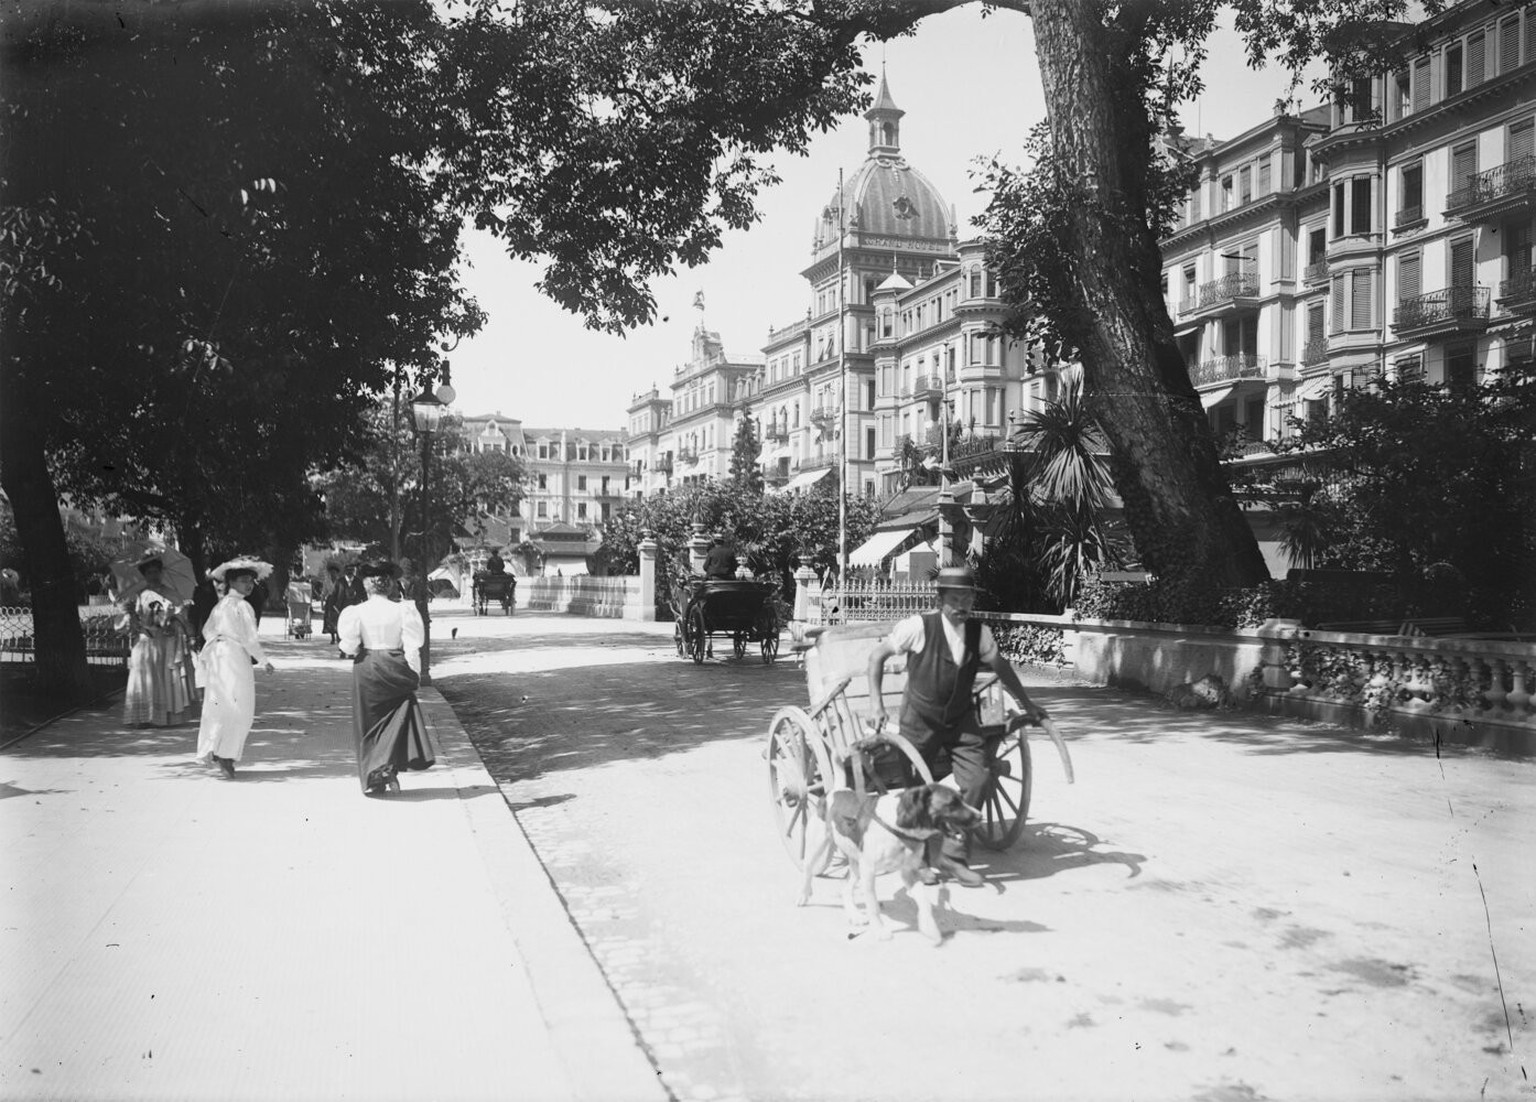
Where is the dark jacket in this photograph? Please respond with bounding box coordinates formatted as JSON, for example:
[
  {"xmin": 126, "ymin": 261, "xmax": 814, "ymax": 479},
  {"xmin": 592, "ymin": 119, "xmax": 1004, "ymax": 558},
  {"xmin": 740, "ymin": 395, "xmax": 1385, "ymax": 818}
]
[{"xmin": 702, "ymin": 544, "xmax": 738, "ymax": 579}]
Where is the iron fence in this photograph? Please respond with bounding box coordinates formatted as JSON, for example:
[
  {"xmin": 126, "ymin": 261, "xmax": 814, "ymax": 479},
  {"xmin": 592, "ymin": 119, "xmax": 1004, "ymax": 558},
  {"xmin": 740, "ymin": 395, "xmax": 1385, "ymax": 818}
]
[{"xmin": 0, "ymin": 606, "xmax": 132, "ymax": 667}]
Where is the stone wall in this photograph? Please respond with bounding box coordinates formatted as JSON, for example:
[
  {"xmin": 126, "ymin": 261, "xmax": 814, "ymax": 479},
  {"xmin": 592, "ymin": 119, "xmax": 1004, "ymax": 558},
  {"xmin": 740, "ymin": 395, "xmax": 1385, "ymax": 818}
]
[{"xmin": 522, "ymin": 576, "xmax": 643, "ymax": 620}]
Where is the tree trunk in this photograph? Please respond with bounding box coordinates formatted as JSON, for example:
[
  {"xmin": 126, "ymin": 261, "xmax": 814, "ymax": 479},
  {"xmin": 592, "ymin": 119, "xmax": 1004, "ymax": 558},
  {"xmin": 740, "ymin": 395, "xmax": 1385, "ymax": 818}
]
[
  {"xmin": 1029, "ymin": 0, "xmax": 1270, "ymax": 588},
  {"xmin": 0, "ymin": 378, "xmax": 93, "ymax": 700}
]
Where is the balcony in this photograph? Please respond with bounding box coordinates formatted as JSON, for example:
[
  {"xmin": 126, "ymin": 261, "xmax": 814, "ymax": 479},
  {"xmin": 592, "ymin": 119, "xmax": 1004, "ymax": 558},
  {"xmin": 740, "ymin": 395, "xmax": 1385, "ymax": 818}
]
[
  {"xmin": 1393, "ymin": 204, "xmax": 1424, "ymax": 230},
  {"xmin": 809, "ymin": 404, "xmax": 840, "ymax": 427},
  {"xmin": 1392, "ymin": 286, "xmax": 1491, "ymax": 338},
  {"xmin": 1303, "ymin": 261, "xmax": 1330, "ymax": 287},
  {"xmin": 676, "ymin": 446, "xmax": 698, "ymax": 465},
  {"xmin": 1300, "ymin": 337, "xmax": 1329, "ymax": 367},
  {"xmin": 654, "ymin": 456, "xmax": 673, "ymax": 475},
  {"xmin": 909, "ymin": 374, "xmax": 944, "ymax": 401},
  {"xmin": 1497, "ymin": 268, "xmax": 1536, "ymax": 315},
  {"xmin": 1191, "ymin": 353, "xmax": 1266, "ymax": 388},
  {"xmin": 1445, "ymin": 155, "xmax": 1536, "ymax": 223},
  {"xmin": 1179, "ymin": 271, "xmax": 1259, "ymax": 318},
  {"xmin": 763, "ymin": 423, "xmax": 789, "ymax": 443}
]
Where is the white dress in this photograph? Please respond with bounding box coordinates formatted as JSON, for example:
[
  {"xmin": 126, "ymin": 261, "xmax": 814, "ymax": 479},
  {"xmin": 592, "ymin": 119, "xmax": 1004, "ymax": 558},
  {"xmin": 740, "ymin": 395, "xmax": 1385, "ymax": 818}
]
[{"xmin": 195, "ymin": 593, "xmax": 267, "ymax": 762}]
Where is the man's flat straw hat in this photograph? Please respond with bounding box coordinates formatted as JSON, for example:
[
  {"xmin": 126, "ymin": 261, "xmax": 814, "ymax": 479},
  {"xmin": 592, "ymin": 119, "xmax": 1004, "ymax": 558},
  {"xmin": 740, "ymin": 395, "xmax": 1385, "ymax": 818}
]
[{"xmin": 935, "ymin": 566, "xmax": 981, "ymax": 592}]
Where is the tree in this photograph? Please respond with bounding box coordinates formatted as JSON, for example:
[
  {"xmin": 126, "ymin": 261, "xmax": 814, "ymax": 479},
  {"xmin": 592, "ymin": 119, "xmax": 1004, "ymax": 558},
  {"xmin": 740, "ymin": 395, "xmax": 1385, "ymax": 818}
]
[{"xmin": 729, "ymin": 412, "xmax": 765, "ymax": 495}]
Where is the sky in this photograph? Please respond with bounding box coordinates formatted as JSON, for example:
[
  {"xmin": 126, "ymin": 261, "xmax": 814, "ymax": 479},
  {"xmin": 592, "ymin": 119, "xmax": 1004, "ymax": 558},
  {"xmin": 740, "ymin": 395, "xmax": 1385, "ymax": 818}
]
[{"xmin": 445, "ymin": 7, "xmax": 1323, "ymax": 430}]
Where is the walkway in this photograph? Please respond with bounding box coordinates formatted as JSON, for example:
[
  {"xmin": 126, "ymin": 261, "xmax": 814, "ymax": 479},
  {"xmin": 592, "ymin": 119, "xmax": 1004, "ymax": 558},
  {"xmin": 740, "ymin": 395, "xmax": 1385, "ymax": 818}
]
[{"xmin": 0, "ymin": 616, "xmax": 667, "ymax": 1102}]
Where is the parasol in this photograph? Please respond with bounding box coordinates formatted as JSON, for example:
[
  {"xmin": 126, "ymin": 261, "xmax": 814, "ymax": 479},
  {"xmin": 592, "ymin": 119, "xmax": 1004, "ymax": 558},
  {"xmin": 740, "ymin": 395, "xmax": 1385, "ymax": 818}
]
[{"xmin": 110, "ymin": 545, "xmax": 197, "ymax": 604}]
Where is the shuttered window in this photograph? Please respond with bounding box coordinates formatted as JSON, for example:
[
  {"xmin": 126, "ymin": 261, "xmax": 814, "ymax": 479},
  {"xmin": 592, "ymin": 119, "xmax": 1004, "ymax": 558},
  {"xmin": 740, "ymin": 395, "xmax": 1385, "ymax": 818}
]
[
  {"xmin": 1350, "ymin": 176, "xmax": 1373, "ymax": 234},
  {"xmin": 1413, "ymin": 57, "xmax": 1431, "ymax": 112},
  {"xmin": 1350, "ymin": 268, "xmax": 1374, "ymax": 329},
  {"xmin": 1508, "ymin": 222, "xmax": 1533, "ymax": 278},
  {"xmin": 1190, "ymin": 186, "xmax": 1202, "ymax": 222},
  {"xmin": 1331, "ymin": 276, "xmax": 1346, "ymax": 332},
  {"xmin": 1308, "ymin": 303, "xmax": 1325, "ymax": 343},
  {"xmin": 1447, "ymin": 43, "xmax": 1464, "ymax": 96},
  {"xmin": 1333, "ymin": 182, "xmax": 1346, "ymax": 236},
  {"xmin": 1258, "ymin": 160, "xmax": 1271, "ymax": 196},
  {"xmin": 1468, "ymin": 31, "xmax": 1486, "ymax": 87},
  {"xmin": 1453, "ymin": 143, "xmax": 1479, "ymax": 192},
  {"xmin": 1399, "ymin": 252, "xmax": 1421, "ymax": 301},
  {"xmin": 1511, "ymin": 119, "xmax": 1534, "ymax": 164},
  {"xmin": 1446, "ymin": 344, "xmax": 1477, "ymax": 388},
  {"xmin": 1501, "ymin": 15, "xmax": 1521, "ymax": 74},
  {"xmin": 1451, "ymin": 238, "xmax": 1475, "ymax": 289}
]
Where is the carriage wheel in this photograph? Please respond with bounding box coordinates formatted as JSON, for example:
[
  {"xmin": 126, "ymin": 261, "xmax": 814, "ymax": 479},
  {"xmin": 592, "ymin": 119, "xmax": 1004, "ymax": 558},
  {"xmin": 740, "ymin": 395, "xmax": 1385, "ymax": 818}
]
[
  {"xmin": 673, "ymin": 620, "xmax": 686, "ymax": 658},
  {"xmin": 686, "ymin": 606, "xmax": 709, "ymax": 664},
  {"xmin": 502, "ymin": 592, "xmax": 514, "ymax": 616},
  {"xmin": 758, "ymin": 609, "xmax": 780, "ymax": 664},
  {"xmin": 766, "ymin": 707, "xmax": 834, "ymax": 873},
  {"xmin": 974, "ymin": 723, "xmax": 1033, "ymax": 851}
]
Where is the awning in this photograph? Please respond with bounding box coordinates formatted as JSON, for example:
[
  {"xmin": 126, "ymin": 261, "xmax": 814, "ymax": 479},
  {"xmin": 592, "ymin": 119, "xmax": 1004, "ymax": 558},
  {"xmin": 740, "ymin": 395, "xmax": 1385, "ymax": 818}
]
[
  {"xmin": 1295, "ymin": 374, "xmax": 1332, "ymax": 402},
  {"xmin": 1200, "ymin": 377, "xmax": 1266, "ymax": 409},
  {"xmin": 543, "ymin": 557, "xmax": 589, "ymax": 576},
  {"xmin": 781, "ymin": 467, "xmax": 834, "ymax": 492},
  {"xmin": 849, "ymin": 527, "xmax": 920, "ymax": 566}
]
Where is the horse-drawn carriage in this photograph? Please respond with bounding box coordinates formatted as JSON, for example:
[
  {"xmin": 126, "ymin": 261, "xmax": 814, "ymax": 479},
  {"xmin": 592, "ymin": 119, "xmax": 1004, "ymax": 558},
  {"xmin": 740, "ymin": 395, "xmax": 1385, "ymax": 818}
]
[
  {"xmin": 471, "ymin": 571, "xmax": 516, "ymax": 616},
  {"xmin": 671, "ymin": 577, "xmax": 781, "ymax": 664},
  {"xmin": 766, "ymin": 622, "xmax": 1074, "ymax": 873}
]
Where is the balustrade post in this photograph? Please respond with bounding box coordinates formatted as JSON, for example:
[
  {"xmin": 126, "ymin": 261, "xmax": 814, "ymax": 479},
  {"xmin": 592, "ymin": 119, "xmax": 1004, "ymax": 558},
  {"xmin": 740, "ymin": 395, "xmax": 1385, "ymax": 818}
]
[
  {"xmin": 1485, "ymin": 657, "xmax": 1509, "ymax": 713},
  {"xmin": 1508, "ymin": 659, "xmax": 1532, "ymax": 718},
  {"xmin": 637, "ymin": 532, "xmax": 658, "ymax": 623}
]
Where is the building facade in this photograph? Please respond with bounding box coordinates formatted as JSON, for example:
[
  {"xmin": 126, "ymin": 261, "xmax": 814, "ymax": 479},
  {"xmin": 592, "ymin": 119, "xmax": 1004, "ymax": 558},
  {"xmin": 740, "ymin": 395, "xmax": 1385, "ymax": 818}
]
[{"xmin": 1162, "ymin": 0, "xmax": 1536, "ymax": 446}]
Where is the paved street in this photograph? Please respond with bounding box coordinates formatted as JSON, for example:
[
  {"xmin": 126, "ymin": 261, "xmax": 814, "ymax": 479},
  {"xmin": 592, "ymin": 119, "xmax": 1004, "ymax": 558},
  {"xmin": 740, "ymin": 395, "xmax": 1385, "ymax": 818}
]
[{"xmin": 434, "ymin": 608, "xmax": 1536, "ymax": 1102}]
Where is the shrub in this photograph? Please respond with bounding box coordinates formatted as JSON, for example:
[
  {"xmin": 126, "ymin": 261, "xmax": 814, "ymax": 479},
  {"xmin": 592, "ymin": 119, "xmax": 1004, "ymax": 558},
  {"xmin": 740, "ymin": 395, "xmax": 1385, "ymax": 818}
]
[{"xmin": 991, "ymin": 623, "xmax": 1068, "ymax": 667}]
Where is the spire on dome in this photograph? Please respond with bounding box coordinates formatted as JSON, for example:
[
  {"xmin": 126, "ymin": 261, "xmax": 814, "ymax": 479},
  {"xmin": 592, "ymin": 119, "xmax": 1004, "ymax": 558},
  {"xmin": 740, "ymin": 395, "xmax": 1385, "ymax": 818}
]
[{"xmin": 864, "ymin": 72, "xmax": 904, "ymax": 155}]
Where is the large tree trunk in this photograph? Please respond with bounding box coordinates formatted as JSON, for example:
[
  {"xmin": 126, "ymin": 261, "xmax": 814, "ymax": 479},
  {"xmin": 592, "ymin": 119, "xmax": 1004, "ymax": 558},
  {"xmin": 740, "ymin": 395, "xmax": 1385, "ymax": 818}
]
[
  {"xmin": 1029, "ymin": 0, "xmax": 1270, "ymax": 588},
  {"xmin": 0, "ymin": 377, "xmax": 93, "ymax": 699}
]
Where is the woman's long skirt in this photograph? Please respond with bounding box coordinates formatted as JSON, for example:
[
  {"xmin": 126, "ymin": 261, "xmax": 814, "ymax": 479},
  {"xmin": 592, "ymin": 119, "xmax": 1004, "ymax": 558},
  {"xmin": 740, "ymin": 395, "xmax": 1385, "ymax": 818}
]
[
  {"xmin": 124, "ymin": 634, "xmax": 189, "ymax": 727},
  {"xmin": 351, "ymin": 649, "xmax": 435, "ymax": 792},
  {"xmin": 195, "ymin": 638, "xmax": 256, "ymax": 761}
]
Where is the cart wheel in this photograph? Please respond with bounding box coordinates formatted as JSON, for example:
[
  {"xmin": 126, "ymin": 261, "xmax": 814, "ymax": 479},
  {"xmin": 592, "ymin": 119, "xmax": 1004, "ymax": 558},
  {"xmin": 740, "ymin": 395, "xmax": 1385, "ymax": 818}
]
[
  {"xmin": 974, "ymin": 724, "xmax": 1033, "ymax": 851},
  {"xmin": 758, "ymin": 609, "xmax": 780, "ymax": 664},
  {"xmin": 687, "ymin": 606, "xmax": 709, "ymax": 664},
  {"xmin": 766, "ymin": 706, "xmax": 834, "ymax": 873},
  {"xmin": 673, "ymin": 620, "xmax": 686, "ymax": 658}
]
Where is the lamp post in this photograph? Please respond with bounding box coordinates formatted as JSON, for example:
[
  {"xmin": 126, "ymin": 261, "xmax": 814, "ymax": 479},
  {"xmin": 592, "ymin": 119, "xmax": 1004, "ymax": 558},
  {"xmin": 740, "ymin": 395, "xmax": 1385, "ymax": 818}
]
[{"xmin": 409, "ymin": 384, "xmax": 452, "ymax": 686}]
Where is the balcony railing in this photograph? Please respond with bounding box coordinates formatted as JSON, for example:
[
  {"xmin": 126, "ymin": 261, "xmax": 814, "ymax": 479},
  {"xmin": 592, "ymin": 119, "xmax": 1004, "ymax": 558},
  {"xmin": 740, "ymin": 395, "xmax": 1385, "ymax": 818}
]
[
  {"xmin": 809, "ymin": 404, "xmax": 840, "ymax": 425},
  {"xmin": 1191, "ymin": 353, "xmax": 1266, "ymax": 387},
  {"xmin": 1392, "ymin": 286, "xmax": 1491, "ymax": 334},
  {"xmin": 654, "ymin": 456, "xmax": 673, "ymax": 474},
  {"xmin": 1393, "ymin": 204, "xmax": 1424, "ymax": 228},
  {"xmin": 1446, "ymin": 155, "xmax": 1536, "ymax": 217},
  {"xmin": 1181, "ymin": 271, "xmax": 1259, "ymax": 315},
  {"xmin": 763, "ymin": 423, "xmax": 789, "ymax": 442},
  {"xmin": 909, "ymin": 374, "xmax": 944, "ymax": 400},
  {"xmin": 1301, "ymin": 337, "xmax": 1329, "ymax": 367},
  {"xmin": 1303, "ymin": 260, "xmax": 1330, "ymax": 286},
  {"xmin": 1498, "ymin": 268, "xmax": 1536, "ymax": 310},
  {"xmin": 676, "ymin": 447, "xmax": 698, "ymax": 464}
]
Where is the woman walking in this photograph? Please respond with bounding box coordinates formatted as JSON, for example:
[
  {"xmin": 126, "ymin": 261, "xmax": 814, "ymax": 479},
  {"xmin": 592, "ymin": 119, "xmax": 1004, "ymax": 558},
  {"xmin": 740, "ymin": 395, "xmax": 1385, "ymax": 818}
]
[
  {"xmin": 121, "ymin": 555, "xmax": 194, "ymax": 727},
  {"xmin": 337, "ymin": 560, "xmax": 435, "ymax": 796},
  {"xmin": 195, "ymin": 558, "xmax": 275, "ymax": 778},
  {"xmin": 320, "ymin": 561, "xmax": 349, "ymax": 645}
]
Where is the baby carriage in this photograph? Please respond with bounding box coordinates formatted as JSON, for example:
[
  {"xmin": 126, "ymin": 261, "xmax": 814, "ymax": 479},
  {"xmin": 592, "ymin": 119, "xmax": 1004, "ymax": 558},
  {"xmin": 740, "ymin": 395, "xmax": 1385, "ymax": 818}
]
[{"xmin": 286, "ymin": 581, "xmax": 313, "ymax": 640}]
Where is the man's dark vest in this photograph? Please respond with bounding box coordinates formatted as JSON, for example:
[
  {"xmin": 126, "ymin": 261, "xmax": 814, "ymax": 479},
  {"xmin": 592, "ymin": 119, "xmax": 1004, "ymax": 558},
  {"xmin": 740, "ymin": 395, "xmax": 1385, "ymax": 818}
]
[{"xmin": 898, "ymin": 612, "xmax": 982, "ymax": 745}]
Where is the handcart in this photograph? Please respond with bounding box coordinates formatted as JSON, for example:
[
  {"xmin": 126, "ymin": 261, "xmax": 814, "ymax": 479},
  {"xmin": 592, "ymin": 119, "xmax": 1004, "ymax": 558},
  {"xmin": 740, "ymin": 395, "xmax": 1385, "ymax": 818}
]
[
  {"xmin": 286, "ymin": 581, "xmax": 313, "ymax": 640},
  {"xmin": 766, "ymin": 622, "xmax": 1074, "ymax": 873}
]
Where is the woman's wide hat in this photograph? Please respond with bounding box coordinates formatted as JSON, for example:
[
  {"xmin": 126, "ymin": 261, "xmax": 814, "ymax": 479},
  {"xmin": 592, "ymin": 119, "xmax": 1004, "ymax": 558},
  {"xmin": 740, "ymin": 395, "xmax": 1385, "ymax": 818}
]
[
  {"xmin": 356, "ymin": 559, "xmax": 401, "ymax": 580},
  {"xmin": 210, "ymin": 557, "xmax": 273, "ymax": 582}
]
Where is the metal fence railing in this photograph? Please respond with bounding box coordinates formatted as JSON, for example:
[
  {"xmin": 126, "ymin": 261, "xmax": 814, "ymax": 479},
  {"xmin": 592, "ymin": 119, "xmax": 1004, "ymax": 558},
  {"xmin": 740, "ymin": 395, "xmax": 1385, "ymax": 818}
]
[
  {"xmin": 829, "ymin": 581, "xmax": 937, "ymax": 624},
  {"xmin": 0, "ymin": 605, "xmax": 132, "ymax": 667}
]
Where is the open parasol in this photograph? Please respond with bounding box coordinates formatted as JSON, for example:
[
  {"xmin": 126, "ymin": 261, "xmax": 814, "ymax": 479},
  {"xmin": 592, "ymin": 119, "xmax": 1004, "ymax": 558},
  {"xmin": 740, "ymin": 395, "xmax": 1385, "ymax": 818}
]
[{"xmin": 110, "ymin": 544, "xmax": 197, "ymax": 604}]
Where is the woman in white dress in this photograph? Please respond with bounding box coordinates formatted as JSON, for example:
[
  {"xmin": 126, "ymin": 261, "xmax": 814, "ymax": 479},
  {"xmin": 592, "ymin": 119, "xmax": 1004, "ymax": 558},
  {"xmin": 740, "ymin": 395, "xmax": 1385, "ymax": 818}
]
[
  {"xmin": 195, "ymin": 559, "xmax": 275, "ymax": 778},
  {"xmin": 337, "ymin": 560, "xmax": 434, "ymax": 795}
]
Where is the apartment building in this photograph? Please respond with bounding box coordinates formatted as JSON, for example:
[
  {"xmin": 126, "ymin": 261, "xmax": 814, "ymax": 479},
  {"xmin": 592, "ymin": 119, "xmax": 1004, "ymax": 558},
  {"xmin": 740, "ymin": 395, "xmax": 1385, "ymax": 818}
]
[{"xmin": 1162, "ymin": 0, "xmax": 1536, "ymax": 442}]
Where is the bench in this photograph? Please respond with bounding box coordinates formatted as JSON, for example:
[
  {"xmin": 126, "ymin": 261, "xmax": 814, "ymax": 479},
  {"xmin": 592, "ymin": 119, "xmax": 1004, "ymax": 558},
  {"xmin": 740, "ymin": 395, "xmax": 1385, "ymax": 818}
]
[{"xmin": 1313, "ymin": 617, "xmax": 1470, "ymax": 637}]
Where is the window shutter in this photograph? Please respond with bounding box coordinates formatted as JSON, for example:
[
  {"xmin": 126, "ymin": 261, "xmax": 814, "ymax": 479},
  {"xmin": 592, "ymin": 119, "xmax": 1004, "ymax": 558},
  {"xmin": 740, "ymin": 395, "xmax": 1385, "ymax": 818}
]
[
  {"xmin": 1413, "ymin": 57, "xmax": 1431, "ymax": 112},
  {"xmin": 1399, "ymin": 252, "xmax": 1421, "ymax": 300},
  {"xmin": 1258, "ymin": 160, "xmax": 1271, "ymax": 195},
  {"xmin": 1451, "ymin": 238, "xmax": 1474, "ymax": 288},
  {"xmin": 1468, "ymin": 31, "xmax": 1485, "ymax": 87},
  {"xmin": 1511, "ymin": 120, "xmax": 1535, "ymax": 163},
  {"xmin": 1350, "ymin": 269, "xmax": 1374, "ymax": 329},
  {"xmin": 1501, "ymin": 15, "xmax": 1521, "ymax": 74},
  {"xmin": 1508, "ymin": 223, "xmax": 1533, "ymax": 277},
  {"xmin": 1332, "ymin": 277, "xmax": 1346, "ymax": 331},
  {"xmin": 1190, "ymin": 187, "xmax": 1202, "ymax": 221},
  {"xmin": 1308, "ymin": 303, "xmax": 1325, "ymax": 343},
  {"xmin": 1453, "ymin": 144, "xmax": 1478, "ymax": 191}
]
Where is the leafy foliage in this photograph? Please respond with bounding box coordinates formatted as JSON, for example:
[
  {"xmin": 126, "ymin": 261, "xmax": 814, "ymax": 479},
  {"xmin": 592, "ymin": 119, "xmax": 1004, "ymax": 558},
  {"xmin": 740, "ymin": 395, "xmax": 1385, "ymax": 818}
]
[{"xmin": 729, "ymin": 413, "xmax": 765, "ymax": 494}]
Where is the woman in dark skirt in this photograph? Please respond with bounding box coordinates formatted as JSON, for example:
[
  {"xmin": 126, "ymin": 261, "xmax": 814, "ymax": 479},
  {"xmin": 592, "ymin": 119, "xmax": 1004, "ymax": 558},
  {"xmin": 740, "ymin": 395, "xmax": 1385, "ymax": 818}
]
[{"xmin": 336, "ymin": 560, "xmax": 436, "ymax": 795}]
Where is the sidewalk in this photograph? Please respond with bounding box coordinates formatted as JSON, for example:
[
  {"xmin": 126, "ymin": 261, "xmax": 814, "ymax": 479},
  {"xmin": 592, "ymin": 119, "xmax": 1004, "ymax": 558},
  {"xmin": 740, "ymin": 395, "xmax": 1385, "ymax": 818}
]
[{"xmin": 0, "ymin": 622, "xmax": 669, "ymax": 1102}]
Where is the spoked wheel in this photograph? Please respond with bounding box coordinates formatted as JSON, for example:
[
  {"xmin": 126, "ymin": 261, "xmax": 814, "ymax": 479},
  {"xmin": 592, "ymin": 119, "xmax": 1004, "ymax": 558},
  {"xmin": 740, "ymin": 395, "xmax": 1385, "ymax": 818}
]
[
  {"xmin": 673, "ymin": 620, "xmax": 686, "ymax": 658},
  {"xmin": 757, "ymin": 609, "xmax": 780, "ymax": 664},
  {"xmin": 766, "ymin": 707, "xmax": 834, "ymax": 873},
  {"xmin": 974, "ymin": 721, "xmax": 1033, "ymax": 851},
  {"xmin": 686, "ymin": 606, "xmax": 709, "ymax": 664}
]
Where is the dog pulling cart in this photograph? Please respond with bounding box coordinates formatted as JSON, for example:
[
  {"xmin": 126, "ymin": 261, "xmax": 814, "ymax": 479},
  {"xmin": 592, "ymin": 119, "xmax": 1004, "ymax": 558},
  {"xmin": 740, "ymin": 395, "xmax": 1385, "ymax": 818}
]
[
  {"xmin": 767, "ymin": 622, "xmax": 1074, "ymax": 873},
  {"xmin": 672, "ymin": 578, "xmax": 780, "ymax": 664}
]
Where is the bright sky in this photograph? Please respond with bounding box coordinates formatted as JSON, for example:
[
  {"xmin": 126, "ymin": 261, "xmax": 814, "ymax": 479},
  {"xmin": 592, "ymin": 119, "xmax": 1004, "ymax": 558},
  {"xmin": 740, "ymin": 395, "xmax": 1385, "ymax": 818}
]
[{"xmin": 446, "ymin": 7, "xmax": 1323, "ymax": 429}]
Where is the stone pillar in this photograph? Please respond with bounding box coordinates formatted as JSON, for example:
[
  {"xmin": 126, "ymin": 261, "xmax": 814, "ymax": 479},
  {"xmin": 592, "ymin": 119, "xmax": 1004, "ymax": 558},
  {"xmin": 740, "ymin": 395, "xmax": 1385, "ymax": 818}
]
[
  {"xmin": 792, "ymin": 555, "xmax": 822, "ymax": 627},
  {"xmin": 1257, "ymin": 618, "xmax": 1300, "ymax": 691},
  {"xmin": 637, "ymin": 532, "xmax": 658, "ymax": 622},
  {"xmin": 688, "ymin": 519, "xmax": 710, "ymax": 575}
]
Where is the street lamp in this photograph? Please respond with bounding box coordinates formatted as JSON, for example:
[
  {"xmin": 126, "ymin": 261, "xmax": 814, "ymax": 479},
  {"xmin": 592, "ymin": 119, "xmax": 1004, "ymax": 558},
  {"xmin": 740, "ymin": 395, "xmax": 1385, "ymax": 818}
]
[{"xmin": 409, "ymin": 383, "xmax": 453, "ymax": 686}]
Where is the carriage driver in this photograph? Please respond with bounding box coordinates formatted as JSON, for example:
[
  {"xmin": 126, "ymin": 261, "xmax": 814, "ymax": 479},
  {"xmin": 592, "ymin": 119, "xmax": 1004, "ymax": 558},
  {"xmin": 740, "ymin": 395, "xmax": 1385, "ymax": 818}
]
[
  {"xmin": 484, "ymin": 547, "xmax": 507, "ymax": 574},
  {"xmin": 864, "ymin": 565, "xmax": 1049, "ymax": 887}
]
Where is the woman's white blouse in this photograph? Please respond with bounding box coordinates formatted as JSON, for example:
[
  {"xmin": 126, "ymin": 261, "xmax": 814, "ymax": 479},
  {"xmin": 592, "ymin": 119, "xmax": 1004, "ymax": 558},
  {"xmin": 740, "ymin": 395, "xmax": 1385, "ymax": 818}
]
[{"xmin": 337, "ymin": 595, "xmax": 424, "ymax": 671}]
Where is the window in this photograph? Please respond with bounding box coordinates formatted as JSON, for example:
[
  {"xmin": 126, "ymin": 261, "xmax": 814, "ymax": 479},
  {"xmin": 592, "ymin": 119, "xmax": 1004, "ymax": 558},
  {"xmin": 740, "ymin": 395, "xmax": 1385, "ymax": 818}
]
[
  {"xmin": 1446, "ymin": 343, "xmax": 1477, "ymax": 388},
  {"xmin": 1309, "ymin": 226, "xmax": 1327, "ymax": 266},
  {"xmin": 1257, "ymin": 159, "xmax": 1271, "ymax": 196},
  {"xmin": 601, "ymin": 475, "xmax": 610, "ymax": 495},
  {"xmin": 601, "ymin": 503, "xmax": 611, "ymax": 521},
  {"xmin": 866, "ymin": 380, "xmax": 876, "ymax": 409},
  {"xmin": 1221, "ymin": 174, "xmax": 1234, "ymax": 211},
  {"xmin": 1189, "ymin": 184, "xmax": 1203, "ymax": 222},
  {"xmin": 1468, "ymin": 30, "xmax": 1485, "ymax": 89},
  {"xmin": 1333, "ymin": 181, "xmax": 1346, "ymax": 237},
  {"xmin": 577, "ymin": 475, "xmax": 587, "ymax": 491},
  {"xmin": 577, "ymin": 503, "xmax": 587, "ymax": 519},
  {"xmin": 1399, "ymin": 161, "xmax": 1423, "ymax": 224},
  {"xmin": 1452, "ymin": 142, "xmax": 1479, "ymax": 203},
  {"xmin": 1331, "ymin": 268, "xmax": 1375, "ymax": 331},
  {"xmin": 537, "ymin": 501, "xmax": 548, "ymax": 518},
  {"xmin": 1500, "ymin": 14, "xmax": 1521, "ymax": 75},
  {"xmin": 1239, "ymin": 166, "xmax": 1252, "ymax": 204},
  {"xmin": 865, "ymin": 427, "xmax": 876, "ymax": 459},
  {"xmin": 537, "ymin": 474, "xmax": 547, "ymax": 490},
  {"xmin": 538, "ymin": 443, "xmax": 549, "ymax": 460},
  {"xmin": 1450, "ymin": 236, "xmax": 1475, "ymax": 289},
  {"xmin": 1398, "ymin": 250, "xmax": 1421, "ymax": 302},
  {"xmin": 1350, "ymin": 176, "xmax": 1373, "ymax": 234},
  {"xmin": 1508, "ymin": 221, "xmax": 1533, "ymax": 282},
  {"xmin": 1394, "ymin": 70, "xmax": 1411, "ymax": 119},
  {"xmin": 1412, "ymin": 56, "xmax": 1431, "ymax": 113},
  {"xmin": 1446, "ymin": 41, "xmax": 1464, "ymax": 97},
  {"xmin": 1511, "ymin": 118, "xmax": 1535, "ymax": 165}
]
